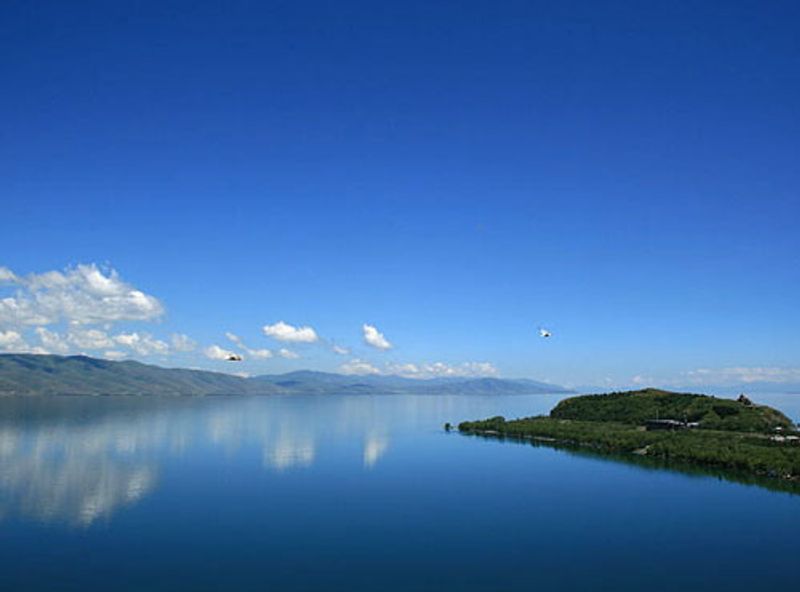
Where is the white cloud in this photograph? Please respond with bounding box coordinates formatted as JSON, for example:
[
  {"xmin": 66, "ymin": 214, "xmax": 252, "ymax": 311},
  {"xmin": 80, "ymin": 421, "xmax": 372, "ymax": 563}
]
[
  {"xmin": 278, "ymin": 348, "xmax": 300, "ymax": 359},
  {"xmin": 456, "ymin": 362, "xmax": 498, "ymax": 377},
  {"xmin": 331, "ymin": 344, "xmax": 350, "ymax": 355},
  {"xmin": 68, "ymin": 328, "xmax": 114, "ymax": 350},
  {"xmin": 387, "ymin": 361, "xmax": 498, "ymax": 379},
  {"xmin": 170, "ymin": 333, "xmax": 196, "ymax": 352},
  {"xmin": 0, "ymin": 330, "xmax": 27, "ymax": 352},
  {"xmin": 0, "ymin": 267, "xmax": 18, "ymax": 284},
  {"xmin": 262, "ymin": 321, "xmax": 319, "ymax": 343},
  {"xmin": 684, "ymin": 367, "xmax": 800, "ymax": 386},
  {"xmin": 362, "ymin": 324, "xmax": 392, "ymax": 350},
  {"xmin": 27, "ymin": 327, "xmax": 168, "ymax": 357},
  {"xmin": 114, "ymin": 333, "xmax": 140, "ymax": 348},
  {"xmin": 226, "ymin": 332, "xmax": 272, "ymax": 359},
  {"xmin": 339, "ymin": 358, "xmax": 382, "ymax": 375},
  {"xmin": 0, "ymin": 297, "xmax": 51, "ymax": 326},
  {"xmin": 0, "ymin": 264, "xmax": 164, "ymax": 326},
  {"xmin": 204, "ymin": 345, "xmax": 239, "ymax": 361},
  {"xmin": 113, "ymin": 332, "xmax": 169, "ymax": 356},
  {"xmin": 34, "ymin": 327, "xmax": 70, "ymax": 354},
  {"xmin": 338, "ymin": 357, "xmax": 499, "ymax": 379},
  {"xmin": 103, "ymin": 350, "xmax": 127, "ymax": 361},
  {"xmin": 389, "ymin": 362, "xmax": 420, "ymax": 375}
]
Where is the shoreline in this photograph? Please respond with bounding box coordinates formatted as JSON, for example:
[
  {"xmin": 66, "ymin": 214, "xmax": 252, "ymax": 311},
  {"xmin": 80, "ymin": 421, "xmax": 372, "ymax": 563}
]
[{"xmin": 457, "ymin": 415, "xmax": 800, "ymax": 487}]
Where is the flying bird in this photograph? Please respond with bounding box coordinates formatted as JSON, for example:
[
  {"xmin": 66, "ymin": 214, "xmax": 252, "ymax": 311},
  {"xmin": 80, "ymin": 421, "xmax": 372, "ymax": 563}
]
[
  {"xmin": 226, "ymin": 353, "xmax": 243, "ymax": 361},
  {"xmin": 538, "ymin": 328, "xmax": 552, "ymax": 338}
]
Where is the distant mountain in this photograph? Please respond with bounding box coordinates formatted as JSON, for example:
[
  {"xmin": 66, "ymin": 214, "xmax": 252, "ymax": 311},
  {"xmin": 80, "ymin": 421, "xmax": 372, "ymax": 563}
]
[
  {"xmin": 0, "ymin": 354, "xmax": 260, "ymax": 396},
  {"xmin": 251, "ymin": 371, "xmax": 572, "ymax": 395},
  {"xmin": 0, "ymin": 354, "xmax": 572, "ymax": 396}
]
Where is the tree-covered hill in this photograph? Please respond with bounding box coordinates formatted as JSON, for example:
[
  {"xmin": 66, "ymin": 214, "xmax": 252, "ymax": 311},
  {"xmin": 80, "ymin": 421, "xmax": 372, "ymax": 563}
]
[{"xmin": 550, "ymin": 388, "xmax": 794, "ymax": 433}]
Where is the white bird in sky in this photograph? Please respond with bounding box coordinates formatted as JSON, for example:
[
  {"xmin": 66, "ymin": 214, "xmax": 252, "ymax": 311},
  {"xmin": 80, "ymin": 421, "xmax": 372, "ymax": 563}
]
[{"xmin": 538, "ymin": 327, "xmax": 552, "ymax": 338}]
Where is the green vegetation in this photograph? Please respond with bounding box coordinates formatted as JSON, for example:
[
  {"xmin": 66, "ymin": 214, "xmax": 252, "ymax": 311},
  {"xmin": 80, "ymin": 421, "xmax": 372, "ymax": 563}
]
[
  {"xmin": 458, "ymin": 389, "xmax": 800, "ymax": 483},
  {"xmin": 551, "ymin": 388, "xmax": 794, "ymax": 432}
]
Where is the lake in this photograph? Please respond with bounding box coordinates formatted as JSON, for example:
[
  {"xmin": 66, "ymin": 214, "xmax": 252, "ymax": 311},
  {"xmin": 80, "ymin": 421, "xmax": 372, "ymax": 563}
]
[{"xmin": 1, "ymin": 392, "xmax": 799, "ymax": 591}]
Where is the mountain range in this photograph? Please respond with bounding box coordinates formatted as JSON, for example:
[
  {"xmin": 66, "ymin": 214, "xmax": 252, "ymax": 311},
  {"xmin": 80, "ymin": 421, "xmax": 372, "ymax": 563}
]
[{"xmin": 0, "ymin": 354, "xmax": 572, "ymax": 396}]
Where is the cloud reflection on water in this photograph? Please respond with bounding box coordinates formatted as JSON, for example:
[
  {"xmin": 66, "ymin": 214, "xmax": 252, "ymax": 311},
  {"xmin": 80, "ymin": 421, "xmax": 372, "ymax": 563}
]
[
  {"xmin": 363, "ymin": 432, "xmax": 388, "ymax": 468},
  {"xmin": 0, "ymin": 396, "xmax": 395, "ymax": 527}
]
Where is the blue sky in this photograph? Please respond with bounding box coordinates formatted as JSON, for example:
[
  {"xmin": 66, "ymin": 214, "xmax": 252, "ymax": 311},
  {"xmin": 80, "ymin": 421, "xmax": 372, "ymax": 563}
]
[{"xmin": 1, "ymin": 1, "xmax": 798, "ymax": 388}]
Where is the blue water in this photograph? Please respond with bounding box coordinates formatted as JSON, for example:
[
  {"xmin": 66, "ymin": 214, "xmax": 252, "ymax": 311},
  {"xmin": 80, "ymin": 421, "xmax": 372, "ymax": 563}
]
[{"xmin": 1, "ymin": 393, "xmax": 798, "ymax": 591}]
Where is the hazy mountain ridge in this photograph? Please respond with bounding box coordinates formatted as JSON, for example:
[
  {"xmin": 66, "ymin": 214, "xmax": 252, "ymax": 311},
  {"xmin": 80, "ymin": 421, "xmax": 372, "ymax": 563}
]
[
  {"xmin": 252, "ymin": 371, "xmax": 570, "ymax": 395},
  {"xmin": 0, "ymin": 355, "xmax": 572, "ymax": 396}
]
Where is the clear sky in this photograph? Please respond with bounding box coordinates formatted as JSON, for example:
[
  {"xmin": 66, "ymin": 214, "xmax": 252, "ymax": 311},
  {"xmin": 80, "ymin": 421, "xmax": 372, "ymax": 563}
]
[{"xmin": 1, "ymin": 1, "xmax": 798, "ymax": 388}]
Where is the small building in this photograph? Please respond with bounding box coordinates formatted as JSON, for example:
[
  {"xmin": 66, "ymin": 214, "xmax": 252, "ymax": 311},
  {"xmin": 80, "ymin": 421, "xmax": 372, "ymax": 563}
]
[{"xmin": 645, "ymin": 419, "xmax": 688, "ymax": 431}]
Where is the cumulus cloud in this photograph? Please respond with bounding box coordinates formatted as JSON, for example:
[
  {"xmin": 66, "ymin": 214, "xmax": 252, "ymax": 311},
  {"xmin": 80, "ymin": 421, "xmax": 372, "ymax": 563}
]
[
  {"xmin": 0, "ymin": 264, "xmax": 164, "ymax": 326},
  {"xmin": 362, "ymin": 324, "xmax": 392, "ymax": 350},
  {"xmin": 34, "ymin": 327, "xmax": 70, "ymax": 354},
  {"xmin": 170, "ymin": 333, "xmax": 196, "ymax": 352},
  {"xmin": 103, "ymin": 350, "xmax": 127, "ymax": 361},
  {"xmin": 68, "ymin": 328, "xmax": 115, "ymax": 350},
  {"xmin": 225, "ymin": 332, "xmax": 272, "ymax": 359},
  {"xmin": 262, "ymin": 321, "xmax": 319, "ymax": 343},
  {"xmin": 0, "ymin": 330, "xmax": 27, "ymax": 352},
  {"xmin": 113, "ymin": 333, "xmax": 169, "ymax": 356},
  {"xmin": 25, "ymin": 327, "xmax": 171, "ymax": 357},
  {"xmin": 204, "ymin": 345, "xmax": 239, "ymax": 361},
  {"xmin": 331, "ymin": 344, "xmax": 350, "ymax": 355},
  {"xmin": 0, "ymin": 265, "xmax": 186, "ymax": 359},
  {"xmin": 0, "ymin": 267, "xmax": 18, "ymax": 284},
  {"xmin": 339, "ymin": 358, "xmax": 381, "ymax": 375}
]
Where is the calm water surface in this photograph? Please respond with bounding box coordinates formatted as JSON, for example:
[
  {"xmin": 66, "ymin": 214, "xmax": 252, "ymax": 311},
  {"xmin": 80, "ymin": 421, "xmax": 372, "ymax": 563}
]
[{"xmin": 1, "ymin": 393, "xmax": 798, "ymax": 591}]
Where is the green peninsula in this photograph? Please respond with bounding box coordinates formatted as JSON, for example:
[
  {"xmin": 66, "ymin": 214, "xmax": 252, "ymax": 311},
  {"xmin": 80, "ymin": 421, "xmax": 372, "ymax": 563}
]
[{"xmin": 458, "ymin": 389, "xmax": 800, "ymax": 482}]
